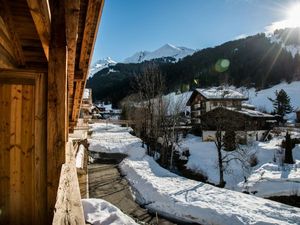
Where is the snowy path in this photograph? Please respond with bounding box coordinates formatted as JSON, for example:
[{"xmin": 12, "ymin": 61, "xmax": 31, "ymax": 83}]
[
  {"xmin": 88, "ymin": 123, "xmax": 300, "ymax": 225},
  {"xmin": 88, "ymin": 154, "xmax": 187, "ymax": 225}
]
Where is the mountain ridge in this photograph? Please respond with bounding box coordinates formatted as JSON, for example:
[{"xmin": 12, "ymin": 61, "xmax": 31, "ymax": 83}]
[
  {"xmin": 123, "ymin": 43, "xmax": 196, "ymax": 63},
  {"xmin": 87, "ymin": 28, "xmax": 300, "ymax": 106}
]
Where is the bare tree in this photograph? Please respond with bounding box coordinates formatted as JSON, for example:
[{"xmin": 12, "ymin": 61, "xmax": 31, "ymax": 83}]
[
  {"xmin": 202, "ymin": 107, "xmax": 247, "ymax": 187},
  {"xmin": 132, "ymin": 64, "xmax": 165, "ymax": 156},
  {"xmin": 158, "ymin": 93, "xmax": 187, "ymax": 168},
  {"xmin": 124, "ymin": 65, "xmax": 188, "ymax": 168}
]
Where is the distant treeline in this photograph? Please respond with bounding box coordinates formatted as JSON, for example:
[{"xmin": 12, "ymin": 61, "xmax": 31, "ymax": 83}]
[{"xmin": 87, "ymin": 28, "xmax": 300, "ymax": 106}]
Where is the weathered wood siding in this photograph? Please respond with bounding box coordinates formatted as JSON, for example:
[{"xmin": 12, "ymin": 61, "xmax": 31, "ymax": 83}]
[{"xmin": 0, "ymin": 71, "xmax": 46, "ymax": 225}]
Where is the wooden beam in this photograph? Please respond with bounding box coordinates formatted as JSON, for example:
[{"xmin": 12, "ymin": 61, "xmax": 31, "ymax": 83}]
[
  {"xmin": 47, "ymin": 0, "xmax": 67, "ymax": 223},
  {"xmin": 26, "ymin": 0, "xmax": 51, "ymax": 61},
  {"xmin": 0, "ymin": 0, "xmax": 25, "ymax": 66},
  {"xmin": 79, "ymin": 0, "xmax": 104, "ymax": 74},
  {"xmin": 0, "ymin": 45, "xmax": 16, "ymax": 69},
  {"xmin": 74, "ymin": 70, "xmax": 84, "ymax": 80},
  {"xmin": 0, "ymin": 18, "xmax": 17, "ymax": 62},
  {"xmin": 71, "ymin": 0, "xmax": 104, "ymax": 124},
  {"xmin": 65, "ymin": 0, "xmax": 80, "ymax": 98}
]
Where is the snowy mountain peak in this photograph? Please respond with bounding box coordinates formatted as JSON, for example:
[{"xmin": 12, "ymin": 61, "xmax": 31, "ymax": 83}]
[
  {"xmin": 89, "ymin": 57, "xmax": 117, "ymax": 78},
  {"xmin": 123, "ymin": 44, "xmax": 195, "ymax": 64}
]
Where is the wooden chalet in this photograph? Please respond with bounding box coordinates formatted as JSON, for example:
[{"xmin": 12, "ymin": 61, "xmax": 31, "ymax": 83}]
[
  {"xmin": 0, "ymin": 0, "xmax": 104, "ymax": 224},
  {"xmin": 201, "ymin": 107, "xmax": 276, "ymax": 143},
  {"xmin": 186, "ymin": 87, "xmax": 248, "ymax": 125},
  {"xmin": 80, "ymin": 88, "xmax": 93, "ymax": 118}
]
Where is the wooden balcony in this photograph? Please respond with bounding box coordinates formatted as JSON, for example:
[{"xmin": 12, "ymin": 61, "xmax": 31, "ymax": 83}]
[
  {"xmin": 192, "ymin": 110, "xmax": 201, "ymax": 117},
  {"xmin": 192, "ymin": 103, "xmax": 201, "ymax": 110}
]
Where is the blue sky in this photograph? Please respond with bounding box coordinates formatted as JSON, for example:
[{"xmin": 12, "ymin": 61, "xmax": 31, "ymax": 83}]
[{"xmin": 92, "ymin": 0, "xmax": 298, "ymax": 63}]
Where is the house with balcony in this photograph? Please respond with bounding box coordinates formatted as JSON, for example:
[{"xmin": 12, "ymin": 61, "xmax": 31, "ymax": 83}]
[
  {"xmin": 186, "ymin": 87, "xmax": 249, "ymax": 126},
  {"xmin": 201, "ymin": 107, "xmax": 276, "ymax": 143}
]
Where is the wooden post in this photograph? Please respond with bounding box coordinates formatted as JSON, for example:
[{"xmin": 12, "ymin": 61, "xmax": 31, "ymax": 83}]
[{"xmin": 47, "ymin": 0, "xmax": 68, "ymax": 222}]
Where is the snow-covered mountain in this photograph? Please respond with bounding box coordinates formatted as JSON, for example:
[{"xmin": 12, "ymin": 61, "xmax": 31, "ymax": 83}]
[
  {"xmin": 268, "ymin": 27, "xmax": 300, "ymax": 57},
  {"xmin": 124, "ymin": 44, "xmax": 196, "ymax": 63},
  {"xmin": 89, "ymin": 57, "xmax": 117, "ymax": 78}
]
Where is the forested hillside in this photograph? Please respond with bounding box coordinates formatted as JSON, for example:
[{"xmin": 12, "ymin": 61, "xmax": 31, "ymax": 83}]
[{"xmin": 87, "ymin": 29, "xmax": 300, "ymax": 105}]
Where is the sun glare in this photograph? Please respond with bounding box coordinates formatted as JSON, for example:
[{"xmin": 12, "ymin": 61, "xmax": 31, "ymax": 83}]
[{"xmin": 286, "ymin": 3, "xmax": 300, "ymax": 27}]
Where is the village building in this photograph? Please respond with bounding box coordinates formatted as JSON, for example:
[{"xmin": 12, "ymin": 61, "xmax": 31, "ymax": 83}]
[
  {"xmin": 0, "ymin": 0, "xmax": 104, "ymax": 224},
  {"xmin": 186, "ymin": 87, "xmax": 249, "ymax": 125},
  {"xmin": 201, "ymin": 107, "xmax": 276, "ymax": 143},
  {"xmin": 80, "ymin": 88, "xmax": 93, "ymax": 119}
]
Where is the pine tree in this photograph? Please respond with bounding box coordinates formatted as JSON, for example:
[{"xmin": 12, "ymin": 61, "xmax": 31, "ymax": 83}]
[{"xmin": 268, "ymin": 89, "xmax": 293, "ymax": 118}]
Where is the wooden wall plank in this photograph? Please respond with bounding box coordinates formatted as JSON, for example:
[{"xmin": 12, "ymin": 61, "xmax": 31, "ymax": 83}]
[
  {"xmin": 20, "ymin": 85, "xmax": 34, "ymax": 224},
  {"xmin": 0, "ymin": 84, "xmax": 11, "ymax": 224},
  {"xmin": 0, "ymin": 70, "xmax": 47, "ymax": 225},
  {"xmin": 9, "ymin": 84, "xmax": 22, "ymax": 225}
]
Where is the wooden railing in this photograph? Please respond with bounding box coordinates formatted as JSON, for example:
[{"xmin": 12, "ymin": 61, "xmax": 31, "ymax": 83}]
[
  {"xmin": 52, "ymin": 142, "xmax": 85, "ymax": 225},
  {"xmin": 90, "ymin": 119, "xmax": 135, "ymax": 126}
]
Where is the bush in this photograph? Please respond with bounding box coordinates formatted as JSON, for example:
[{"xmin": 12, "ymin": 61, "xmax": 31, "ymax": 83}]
[
  {"xmin": 223, "ymin": 130, "xmax": 236, "ymax": 151},
  {"xmin": 249, "ymin": 154, "xmax": 258, "ymax": 167}
]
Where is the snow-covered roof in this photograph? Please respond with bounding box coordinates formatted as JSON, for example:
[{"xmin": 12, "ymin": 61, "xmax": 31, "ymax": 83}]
[
  {"xmin": 83, "ymin": 88, "xmax": 91, "ymax": 99},
  {"xmin": 227, "ymin": 107, "xmax": 275, "ymax": 118},
  {"xmin": 196, "ymin": 87, "xmax": 248, "ymax": 100},
  {"xmin": 242, "ymin": 103, "xmax": 256, "ymax": 109}
]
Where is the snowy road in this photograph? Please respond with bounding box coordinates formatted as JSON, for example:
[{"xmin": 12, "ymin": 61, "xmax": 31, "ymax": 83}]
[{"xmin": 88, "ymin": 123, "xmax": 300, "ymax": 225}]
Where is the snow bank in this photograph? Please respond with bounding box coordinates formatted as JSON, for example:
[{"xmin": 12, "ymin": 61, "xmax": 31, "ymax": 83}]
[
  {"xmin": 241, "ymin": 161, "xmax": 300, "ymax": 197},
  {"xmin": 89, "ymin": 123, "xmax": 300, "ymax": 225},
  {"xmin": 239, "ymin": 143, "xmax": 300, "ymax": 197},
  {"xmin": 82, "ymin": 199, "xmax": 138, "ymax": 225},
  {"xmin": 120, "ymin": 156, "xmax": 300, "ymax": 225},
  {"xmin": 88, "ymin": 123, "xmax": 145, "ymax": 159}
]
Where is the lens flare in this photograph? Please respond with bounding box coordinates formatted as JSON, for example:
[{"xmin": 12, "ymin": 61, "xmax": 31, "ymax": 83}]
[
  {"xmin": 215, "ymin": 59, "xmax": 230, "ymax": 73},
  {"xmin": 286, "ymin": 3, "xmax": 300, "ymax": 27}
]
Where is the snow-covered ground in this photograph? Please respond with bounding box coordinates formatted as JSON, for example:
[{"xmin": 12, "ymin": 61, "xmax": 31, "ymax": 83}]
[
  {"xmin": 82, "ymin": 199, "xmax": 138, "ymax": 225},
  {"xmin": 245, "ymin": 81, "xmax": 300, "ymax": 121},
  {"xmin": 183, "ymin": 133, "xmax": 300, "ymax": 197},
  {"xmin": 88, "ymin": 123, "xmax": 300, "ymax": 225}
]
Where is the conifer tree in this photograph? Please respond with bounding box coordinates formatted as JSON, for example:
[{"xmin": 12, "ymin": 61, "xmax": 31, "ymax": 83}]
[{"xmin": 268, "ymin": 89, "xmax": 293, "ymax": 119}]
